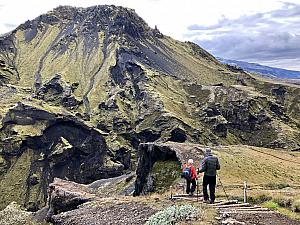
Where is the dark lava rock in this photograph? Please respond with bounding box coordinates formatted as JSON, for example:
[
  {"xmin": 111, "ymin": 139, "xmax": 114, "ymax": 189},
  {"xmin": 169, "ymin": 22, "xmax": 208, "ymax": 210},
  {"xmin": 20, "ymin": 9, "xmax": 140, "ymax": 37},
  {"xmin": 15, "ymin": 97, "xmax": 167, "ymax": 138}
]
[
  {"xmin": 114, "ymin": 147, "xmax": 131, "ymax": 170},
  {"xmin": 272, "ymin": 86, "xmax": 287, "ymax": 97},
  {"xmin": 28, "ymin": 174, "xmax": 39, "ymax": 186},
  {"xmin": 213, "ymin": 123, "xmax": 227, "ymax": 137},
  {"xmin": 61, "ymin": 96, "xmax": 83, "ymax": 109},
  {"xmin": 35, "ymin": 74, "xmax": 82, "ymax": 109},
  {"xmin": 205, "ymin": 106, "xmax": 221, "ymax": 117}
]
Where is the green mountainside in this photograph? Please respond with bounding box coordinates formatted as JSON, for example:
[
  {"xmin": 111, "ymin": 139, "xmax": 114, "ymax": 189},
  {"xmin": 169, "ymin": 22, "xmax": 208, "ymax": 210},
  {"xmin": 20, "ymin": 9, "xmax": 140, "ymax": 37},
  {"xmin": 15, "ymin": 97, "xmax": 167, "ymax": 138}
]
[{"xmin": 0, "ymin": 5, "xmax": 299, "ymax": 210}]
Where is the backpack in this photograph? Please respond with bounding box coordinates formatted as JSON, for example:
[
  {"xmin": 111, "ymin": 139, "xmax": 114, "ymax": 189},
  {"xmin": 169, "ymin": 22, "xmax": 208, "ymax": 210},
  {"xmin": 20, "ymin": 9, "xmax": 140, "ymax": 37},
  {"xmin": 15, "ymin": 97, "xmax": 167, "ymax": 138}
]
[{"xmin": 182, "ymin": 166, "xmax": 192, "ymax": 180}]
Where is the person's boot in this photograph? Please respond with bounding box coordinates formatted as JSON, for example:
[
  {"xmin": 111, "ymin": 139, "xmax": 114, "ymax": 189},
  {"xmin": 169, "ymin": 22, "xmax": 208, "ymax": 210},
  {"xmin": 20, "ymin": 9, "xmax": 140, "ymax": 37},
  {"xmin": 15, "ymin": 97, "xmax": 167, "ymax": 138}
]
[{"xmin": 203, "ymin": 199, "xmax": 210, "ymax": 203}]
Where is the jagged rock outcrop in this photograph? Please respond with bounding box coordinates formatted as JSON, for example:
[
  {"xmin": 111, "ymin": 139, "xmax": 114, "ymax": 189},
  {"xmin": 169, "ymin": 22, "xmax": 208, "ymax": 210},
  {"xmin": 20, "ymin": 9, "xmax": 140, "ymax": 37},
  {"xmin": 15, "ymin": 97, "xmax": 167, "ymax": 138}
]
[
  {"xmin": 0, "ymin": 102, "xmax": 123, "ymax": 210},
  {"xmin": 35, "ymin": 74, "xmax": 82, "ymax": 109}
]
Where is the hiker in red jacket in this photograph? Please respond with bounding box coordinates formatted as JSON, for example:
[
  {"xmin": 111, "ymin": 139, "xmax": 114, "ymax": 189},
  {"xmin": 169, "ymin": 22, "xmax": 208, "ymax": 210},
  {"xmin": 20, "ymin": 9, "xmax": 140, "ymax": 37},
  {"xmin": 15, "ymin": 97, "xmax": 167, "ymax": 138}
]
[{"xmin": 182, "ymin": 159, "xmax": 198, "ymax": 196}]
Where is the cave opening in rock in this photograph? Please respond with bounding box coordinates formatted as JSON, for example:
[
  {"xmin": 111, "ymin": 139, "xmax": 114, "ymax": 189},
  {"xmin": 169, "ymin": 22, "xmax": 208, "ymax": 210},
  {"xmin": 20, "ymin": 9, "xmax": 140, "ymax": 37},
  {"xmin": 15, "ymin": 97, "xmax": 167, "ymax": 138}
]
[
  {"xmin": 134, "ymin": 143, "xmax": 181, "ymax": 196},
  {"xmin": 168, "ymin": 128, "xmax": 187, "ymax": 143}
]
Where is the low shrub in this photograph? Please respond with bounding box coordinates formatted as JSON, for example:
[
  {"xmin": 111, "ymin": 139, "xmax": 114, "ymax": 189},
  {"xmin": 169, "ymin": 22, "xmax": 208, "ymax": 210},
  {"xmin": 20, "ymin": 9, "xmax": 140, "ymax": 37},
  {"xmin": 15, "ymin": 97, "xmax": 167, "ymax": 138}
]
[
  {"xmin": 273, "ymin": 196, "xmax": 293, "ymax": 208},
  {"xmin": 248, "ymin": 193, "xmax": 272, "ymax": 204},
  {"xmin": 292, "ymin": 200, "xmax": 300, "ymax": 213},
  {"xmin": 265, "ymin": 183, "xmax": 290, "ymax": 190},
  {"xmin": 146, "ymin": 204, "xmax": 201, "ymax": 225}
]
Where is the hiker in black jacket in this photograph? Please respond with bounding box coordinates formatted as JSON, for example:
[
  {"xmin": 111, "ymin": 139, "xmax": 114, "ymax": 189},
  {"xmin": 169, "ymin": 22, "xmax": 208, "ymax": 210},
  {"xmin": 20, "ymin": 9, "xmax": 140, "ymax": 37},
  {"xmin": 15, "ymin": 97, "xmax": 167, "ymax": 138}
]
[{"xmin": 198, "ymin": 148, "xmax": 220, "ymax": 204}]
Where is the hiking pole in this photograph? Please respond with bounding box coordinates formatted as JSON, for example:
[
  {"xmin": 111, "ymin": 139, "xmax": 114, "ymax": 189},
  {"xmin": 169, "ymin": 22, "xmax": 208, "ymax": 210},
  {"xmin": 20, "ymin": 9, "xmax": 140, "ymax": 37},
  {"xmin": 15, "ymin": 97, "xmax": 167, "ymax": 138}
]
[
  {"xmin": 196, "ymin": 179, "xmax": 199, "ymax": 202},
  {"xmin": 217, "ymin": 175, "xmax": 229, "ymax": 201}
]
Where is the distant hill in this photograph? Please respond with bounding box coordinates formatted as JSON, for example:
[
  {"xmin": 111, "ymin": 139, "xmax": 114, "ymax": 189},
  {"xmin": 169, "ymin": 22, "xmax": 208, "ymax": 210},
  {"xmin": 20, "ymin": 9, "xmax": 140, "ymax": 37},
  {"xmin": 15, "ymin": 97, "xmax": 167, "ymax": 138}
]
[{"xmin": 217, "ymin": 57, "xmax": 300, "ymax": 79}]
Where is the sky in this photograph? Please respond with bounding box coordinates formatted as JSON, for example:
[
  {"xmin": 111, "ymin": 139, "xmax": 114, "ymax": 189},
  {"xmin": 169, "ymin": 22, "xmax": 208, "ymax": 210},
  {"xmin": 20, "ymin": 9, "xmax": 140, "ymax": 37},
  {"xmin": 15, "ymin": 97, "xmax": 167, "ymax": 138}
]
[{"xmin": 0, "ymin": 0, "xmax": 300, "ymax": 71}]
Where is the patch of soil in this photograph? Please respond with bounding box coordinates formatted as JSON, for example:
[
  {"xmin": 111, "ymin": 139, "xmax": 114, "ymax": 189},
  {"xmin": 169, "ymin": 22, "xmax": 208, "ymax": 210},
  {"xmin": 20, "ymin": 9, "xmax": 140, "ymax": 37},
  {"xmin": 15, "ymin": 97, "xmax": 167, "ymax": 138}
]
[{"xmin": 52, "ymin": 201, "xmax": 158, "ymax": 225}]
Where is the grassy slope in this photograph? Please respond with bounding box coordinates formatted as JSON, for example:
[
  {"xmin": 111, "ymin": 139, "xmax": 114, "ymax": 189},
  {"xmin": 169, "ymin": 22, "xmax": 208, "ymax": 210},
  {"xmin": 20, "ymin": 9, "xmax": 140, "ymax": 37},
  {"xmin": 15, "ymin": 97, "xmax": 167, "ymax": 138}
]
[{"xmin": 214, "ymin": 145, "xmax": 300, "ymax": 186}]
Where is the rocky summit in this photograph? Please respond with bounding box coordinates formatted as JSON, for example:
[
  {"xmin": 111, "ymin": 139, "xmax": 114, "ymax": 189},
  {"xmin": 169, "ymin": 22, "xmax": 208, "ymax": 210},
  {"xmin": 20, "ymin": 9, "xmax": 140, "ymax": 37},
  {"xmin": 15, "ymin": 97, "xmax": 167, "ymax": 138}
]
[{"xmin": 0, "ymin": 4, "xmax": 300, "ymax": 214}]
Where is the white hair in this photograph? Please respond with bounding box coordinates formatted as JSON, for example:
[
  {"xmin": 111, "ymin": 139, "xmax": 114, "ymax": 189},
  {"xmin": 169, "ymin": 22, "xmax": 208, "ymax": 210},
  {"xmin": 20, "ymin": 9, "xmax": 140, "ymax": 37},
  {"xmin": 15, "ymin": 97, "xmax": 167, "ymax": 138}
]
[
  {"xmin": 205, "ymin": 148, "xmax": 212, "ymax": 154},
  {"xmin": 188, "ymin": 159, "xmax": 193, "ymax": 164}
]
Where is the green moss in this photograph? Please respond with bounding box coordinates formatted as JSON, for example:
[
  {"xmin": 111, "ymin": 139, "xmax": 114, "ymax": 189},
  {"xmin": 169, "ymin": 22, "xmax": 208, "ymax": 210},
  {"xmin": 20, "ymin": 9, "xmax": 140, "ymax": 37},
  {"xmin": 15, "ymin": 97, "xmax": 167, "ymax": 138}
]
[
  {"xmin": 12, "ymin": 122, "xmax": 47, "ymax": 137},
  {"xmin": 50, "ymin": 137, "xmax": 73, "ymax": 156},
  {"xmin": 0, "ymin": 201, "xmax": 50, "ymax": 225},
  {"xmin": 150, "ymin": 160, "xmax": 181, "ymax": 193},
  {"xmin": 0, "ymin": 149, "xmax": 33, "ymax": 209},
  {"xmin": 0, "ymin": 156, "xmax": 5, "ymax": 165},
  {"xmin": 262, "ymin": 201, "xmax": 279, "ymax": 210},
  {"xmin": 60, "ymin": 137, "xmax": 72, "ymax": 148}
]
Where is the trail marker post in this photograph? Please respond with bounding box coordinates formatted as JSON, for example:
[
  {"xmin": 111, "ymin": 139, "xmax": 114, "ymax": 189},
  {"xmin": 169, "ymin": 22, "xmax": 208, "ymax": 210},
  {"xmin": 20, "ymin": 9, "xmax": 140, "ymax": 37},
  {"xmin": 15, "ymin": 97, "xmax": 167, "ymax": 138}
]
[{"xmin": 243, "ymin": 181, "xmax": 248, "ymax": 203}]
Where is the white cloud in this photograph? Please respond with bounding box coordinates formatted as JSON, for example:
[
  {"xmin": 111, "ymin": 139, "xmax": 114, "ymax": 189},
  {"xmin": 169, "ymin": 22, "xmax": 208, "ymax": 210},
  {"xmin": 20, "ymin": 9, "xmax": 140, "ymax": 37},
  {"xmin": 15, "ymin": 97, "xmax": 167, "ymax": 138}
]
[
  {"xmin": 0, "ymin": 0, "xmax": 290, "ymax": 38},
  {"xmin": 186, "ymin": 2, "xmax": 300, "ymax": 70}
]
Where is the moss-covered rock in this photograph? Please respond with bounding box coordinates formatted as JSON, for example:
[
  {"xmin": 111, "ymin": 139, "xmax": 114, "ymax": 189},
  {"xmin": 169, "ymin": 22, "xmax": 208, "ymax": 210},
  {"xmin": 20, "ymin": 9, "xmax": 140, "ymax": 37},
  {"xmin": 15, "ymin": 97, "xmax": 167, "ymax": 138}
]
[{"xmin": 150, "ymin": 160, "xmax": 181, "ymax": 193}]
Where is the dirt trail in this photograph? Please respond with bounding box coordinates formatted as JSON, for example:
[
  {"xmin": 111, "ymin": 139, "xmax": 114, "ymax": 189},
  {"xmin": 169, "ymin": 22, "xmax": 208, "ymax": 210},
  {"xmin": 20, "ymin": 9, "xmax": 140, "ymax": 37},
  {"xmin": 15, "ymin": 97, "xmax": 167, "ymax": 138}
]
[
  {"xmin": 220, "ymin": 211, "xmax": 300, "ymax": 225},
  {"xmin": 49, "ymin": 178, "xmax": 158, "ymax": 225},
  {"xmin": 214, "ymin": 201, "xmax": 300, "ymax": 225}
]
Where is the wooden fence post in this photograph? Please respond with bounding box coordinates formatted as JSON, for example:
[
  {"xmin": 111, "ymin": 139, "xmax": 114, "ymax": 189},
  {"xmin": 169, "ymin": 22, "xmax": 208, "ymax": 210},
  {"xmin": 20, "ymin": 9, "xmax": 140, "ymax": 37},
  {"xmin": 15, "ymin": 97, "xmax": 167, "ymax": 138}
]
[{"xmin": 243, "ymin": 181, "xmax": 248, "ymax": 203}]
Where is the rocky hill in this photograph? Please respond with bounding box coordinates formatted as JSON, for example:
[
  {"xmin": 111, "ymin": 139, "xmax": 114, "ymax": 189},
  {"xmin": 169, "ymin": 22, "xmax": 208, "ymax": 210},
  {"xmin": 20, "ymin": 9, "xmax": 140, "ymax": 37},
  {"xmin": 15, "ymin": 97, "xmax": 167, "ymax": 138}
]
[{"xmin": 0, "ymin": 5, "xmax": 300, "ymax": 211}]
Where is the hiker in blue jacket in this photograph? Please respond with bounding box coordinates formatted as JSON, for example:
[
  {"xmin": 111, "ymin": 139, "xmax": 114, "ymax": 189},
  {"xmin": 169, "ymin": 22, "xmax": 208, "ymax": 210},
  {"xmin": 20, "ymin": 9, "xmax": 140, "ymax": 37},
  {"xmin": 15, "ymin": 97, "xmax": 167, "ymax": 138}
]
[{"xmin": 198, "ymin": 148, "xmax": 220, "ymax": 203}]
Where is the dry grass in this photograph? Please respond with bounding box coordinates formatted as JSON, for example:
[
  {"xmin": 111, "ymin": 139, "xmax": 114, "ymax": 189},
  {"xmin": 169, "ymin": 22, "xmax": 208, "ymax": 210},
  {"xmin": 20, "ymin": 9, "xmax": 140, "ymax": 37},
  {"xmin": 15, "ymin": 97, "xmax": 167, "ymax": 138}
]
[{"xmin": 214, "ymin": 145, "xmax": 300, "ymax": 186}]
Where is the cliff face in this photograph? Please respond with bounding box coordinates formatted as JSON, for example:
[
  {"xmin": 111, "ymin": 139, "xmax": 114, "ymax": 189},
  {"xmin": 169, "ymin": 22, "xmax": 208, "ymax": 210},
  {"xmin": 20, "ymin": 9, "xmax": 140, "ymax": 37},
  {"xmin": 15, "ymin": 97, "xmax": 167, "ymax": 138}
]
[
  {"xmin": 0, "ymin": 5, "xmax": 300, "ymax": 210},
  {"xmin": 0, "ymin": 102, "xmax": 123, "ymax": 210}
]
